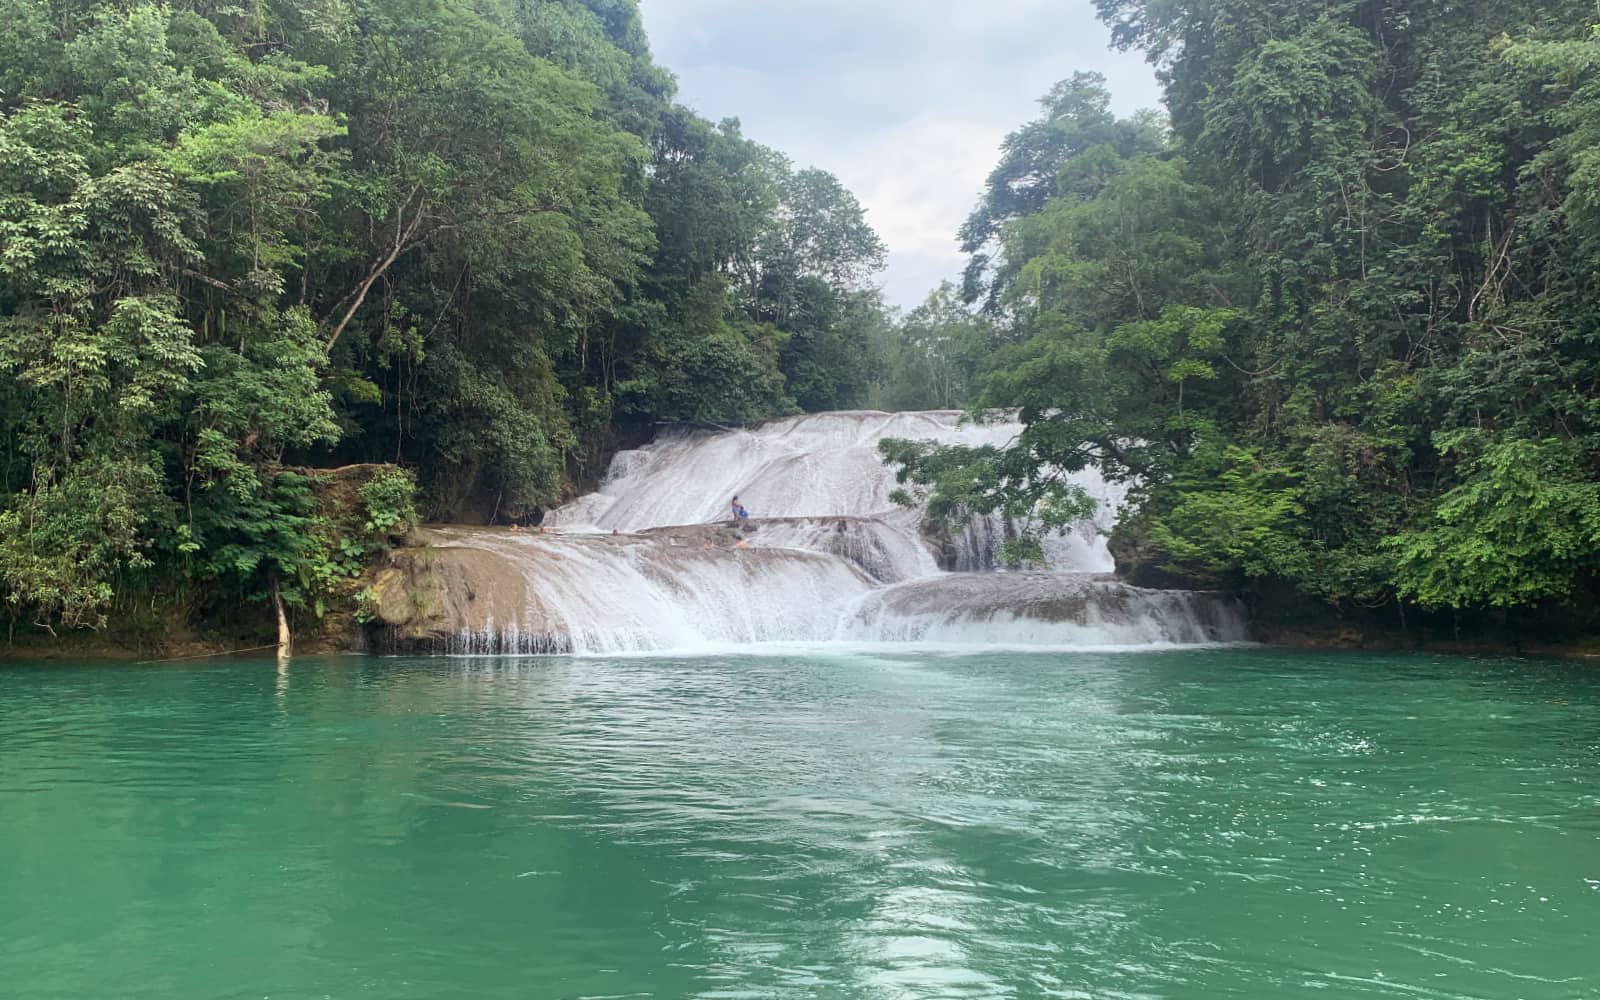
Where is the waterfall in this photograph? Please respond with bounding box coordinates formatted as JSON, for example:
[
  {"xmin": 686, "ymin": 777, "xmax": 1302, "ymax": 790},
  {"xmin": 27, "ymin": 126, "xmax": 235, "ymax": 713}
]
[
  {"xmin": 545, "ymin": 410, "xmax": 1125, "ymax": 573},
  {"xmin": 423, "ymin": 531, "xmax": 880, "ymax": 655},
  {"xmin": 844, "ymin": 574, "xmax": 1247, "ymax": 647},
  {"xmin": 393, "ymin": 411, "xmax": 1247, "ymax": 654},
  {"xmin": 727, "ymin": 511, "xmax": 939, "ymax": 583}
]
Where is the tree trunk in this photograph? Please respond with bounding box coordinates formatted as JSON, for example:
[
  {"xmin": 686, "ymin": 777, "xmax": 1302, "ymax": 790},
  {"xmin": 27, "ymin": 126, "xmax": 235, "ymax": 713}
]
[
  {"xmin": 323, "ymin": 195, "xmax": 428, "ymax": 352},
  {"xmin": 272, "ymin": 573, "xmax": 292, "ymax": 663}
]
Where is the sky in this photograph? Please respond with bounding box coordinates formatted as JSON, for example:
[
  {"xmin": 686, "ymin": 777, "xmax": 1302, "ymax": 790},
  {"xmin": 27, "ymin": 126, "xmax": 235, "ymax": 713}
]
[{"xmin": 639, "ymin": 0, "xmax": 1164, "ymax": 311}]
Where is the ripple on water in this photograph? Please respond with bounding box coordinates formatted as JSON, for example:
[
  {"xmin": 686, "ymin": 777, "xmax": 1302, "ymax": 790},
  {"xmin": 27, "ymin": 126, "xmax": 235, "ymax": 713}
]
[{"xmin": 2, "ymin": 650, "xmax": 1599, "ymax": 998}]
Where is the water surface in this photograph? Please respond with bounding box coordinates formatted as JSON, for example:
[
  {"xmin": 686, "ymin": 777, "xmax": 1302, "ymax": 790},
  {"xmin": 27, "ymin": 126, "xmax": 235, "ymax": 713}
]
[{"xmin": 3, "ymin": 649, "xmax": 1598, "ymax": 998}]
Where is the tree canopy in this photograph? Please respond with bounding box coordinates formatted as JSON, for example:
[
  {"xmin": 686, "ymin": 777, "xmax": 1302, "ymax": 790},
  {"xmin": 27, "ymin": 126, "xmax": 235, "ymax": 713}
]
[
  {"xmin": 886, "ymin": 1, "xmax": 1600, "ymax": 614},
  {"xmin": 0, "ymin": 0, "xmax": 889, "ymax": 632}
]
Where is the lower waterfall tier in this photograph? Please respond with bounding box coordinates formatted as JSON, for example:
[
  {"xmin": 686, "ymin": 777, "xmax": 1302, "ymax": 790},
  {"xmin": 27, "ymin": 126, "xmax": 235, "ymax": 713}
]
[
  {"xmin": 681, "ymin": 512, "xmax": 940, "ymax": 583},
  {"xmin": 846, "ymin": 573, "xmax": 1248, "ymax": 646},
  {"xmin": 372, "ymin": 529, "xmax": 1248, "ymax": 655}
]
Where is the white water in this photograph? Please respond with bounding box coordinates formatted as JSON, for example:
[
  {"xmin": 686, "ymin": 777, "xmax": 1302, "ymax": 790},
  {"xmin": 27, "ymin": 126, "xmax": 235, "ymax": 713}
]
[
  {"xmin": 428, "ymin": 531, "xmax": 1246, "ymax": 654},
  {"xmin": 433, "ymin": 532, "xmax": 878, "ymax": 655},
  {"xmin": 543, "ymin": 410, "xmax": 1126, "ymax": 573},
  {"xmin": 406, "ymin": 411, "xmax": 1247, "ymax": 655},
  {"xmin": 844, "ymin": 574, "xmax": 1243, "ymax": 646},
  {"xmin": 732, "ymin": 511, "xmax": 939, "ymax": 583}
]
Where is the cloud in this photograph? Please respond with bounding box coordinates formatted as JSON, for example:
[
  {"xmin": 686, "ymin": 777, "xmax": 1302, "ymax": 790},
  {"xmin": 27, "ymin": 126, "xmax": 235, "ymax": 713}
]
[{"xmin": 640, "ymin": 0, "xmax": 1163, "ymax": 309}]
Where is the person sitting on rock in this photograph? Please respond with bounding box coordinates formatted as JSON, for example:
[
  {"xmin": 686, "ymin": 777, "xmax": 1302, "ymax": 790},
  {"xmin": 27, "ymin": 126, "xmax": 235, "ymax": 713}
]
[{"xmin": 730, "ymin": 496, "xmax": 750, "ymax": 522}]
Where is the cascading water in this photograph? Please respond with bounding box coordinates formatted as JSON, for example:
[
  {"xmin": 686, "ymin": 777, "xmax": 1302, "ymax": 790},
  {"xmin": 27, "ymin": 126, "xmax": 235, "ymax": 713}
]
[
  {"xmin": 726, "ymin": 511, "xmax": 940, "ymax": 583},
  {"xmin": 844, "ymin": 574, "xmax": 1244, "ymax": 647},
  {"xmin": 402, "ymin": 411, "xmax": 1247, "ymax": 654},
  {"xmin": 425, "ymin": 530, "xmax": 880, "ymax": 655},
  {"xmin": 543, "ymin": 411, "xmax": 1121, "ymax": 568}
]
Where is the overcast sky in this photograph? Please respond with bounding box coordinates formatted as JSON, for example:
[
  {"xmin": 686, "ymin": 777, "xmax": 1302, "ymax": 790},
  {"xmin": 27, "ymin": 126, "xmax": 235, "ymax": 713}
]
[{"xmin": 639, "ymin": 0, "xmax": 1164, "ymax": 311}]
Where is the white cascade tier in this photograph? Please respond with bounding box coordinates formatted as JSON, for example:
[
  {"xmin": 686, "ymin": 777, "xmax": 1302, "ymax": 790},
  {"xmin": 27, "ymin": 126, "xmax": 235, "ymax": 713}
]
[
  {"xmin": 419, "ymin": 532, "xmax": 1246, "ymax": 655},
  {"xmin": 388, "ymin": 411, "xmax": 1245, "ymax": 655},
  {"xmin": 543, "ymin": 409, "xmax": 1127, "ymax": 574}
]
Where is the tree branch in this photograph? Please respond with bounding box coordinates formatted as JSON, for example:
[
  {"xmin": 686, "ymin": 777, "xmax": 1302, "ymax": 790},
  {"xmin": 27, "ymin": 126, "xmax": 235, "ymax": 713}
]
[
  {"xmin": 179, "ymin": 269, "xmax": 235, "ymax": 292},
  {"xmin": 322, "ymin": 193, "xmax": 429, "ymax": 352}
]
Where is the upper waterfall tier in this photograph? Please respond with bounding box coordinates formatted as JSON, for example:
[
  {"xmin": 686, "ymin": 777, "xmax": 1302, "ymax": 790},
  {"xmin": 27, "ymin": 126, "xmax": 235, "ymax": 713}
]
[{"xmin": 545, "ymin": 410, "xmax": 1127, "ymax": 574}]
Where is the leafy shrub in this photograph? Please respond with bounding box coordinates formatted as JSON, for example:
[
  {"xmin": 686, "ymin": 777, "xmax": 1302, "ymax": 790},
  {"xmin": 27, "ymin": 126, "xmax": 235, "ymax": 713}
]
[{"xmin": 359, "ymin": 468, "xmax": 419, "ymax": 537}]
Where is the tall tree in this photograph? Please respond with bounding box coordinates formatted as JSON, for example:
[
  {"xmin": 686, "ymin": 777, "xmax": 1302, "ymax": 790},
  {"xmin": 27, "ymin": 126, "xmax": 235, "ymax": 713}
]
[
  {"xmin": 0, "ymin": 0, "xmax": 893, "ymax": 633},
  {"xmin": 891, "ymin": 0, "xmax": 1600, "ymax": 613}
]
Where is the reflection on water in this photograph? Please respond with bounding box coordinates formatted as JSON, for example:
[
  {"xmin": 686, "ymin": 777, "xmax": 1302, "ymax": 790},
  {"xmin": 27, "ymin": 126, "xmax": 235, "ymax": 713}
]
[{"xmin": 2, "ymin": 650, "xmax": 1599, "ymax": 998}]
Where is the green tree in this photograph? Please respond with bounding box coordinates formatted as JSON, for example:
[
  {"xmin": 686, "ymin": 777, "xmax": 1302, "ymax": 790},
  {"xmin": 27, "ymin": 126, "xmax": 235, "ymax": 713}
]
[
  {"xmin": 891, "ymin": 1, "xmax": 1600, "ymax": 616},
  {"xmin": 871, "ymin": 282, "xmax": 993, "ymax": 411},
  {"xmin": 0, "ymin": 0, "xmax": 895, "ymax": 634}
]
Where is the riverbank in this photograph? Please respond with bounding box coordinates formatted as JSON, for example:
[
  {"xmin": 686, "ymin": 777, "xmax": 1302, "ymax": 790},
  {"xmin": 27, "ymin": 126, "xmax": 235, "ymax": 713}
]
[
  {"xmin": 8, "ymin": 517, "xmax": 1600, "ymax": 663},
  {"xmin": 0, "ymin": 614, "xmax": 358, "ymax": 664},
  {"xmin": 1244, "ymin": 587, "xmax": 1600, "ymax": 661},
  {"xmin": 1110, "ymin": 524, "xmax": 1600, "ymax": 661},
  {"xmin": 1256, "ymin": 624, "xmax": 1600, "ymax": 661},
  {"xmin": 9, "ymin": 617, "xmax": 1600, "ymax": 663}
]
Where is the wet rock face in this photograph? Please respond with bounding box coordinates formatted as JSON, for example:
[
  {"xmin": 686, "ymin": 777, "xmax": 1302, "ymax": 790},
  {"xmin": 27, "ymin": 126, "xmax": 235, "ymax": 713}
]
[
  {"xmin": 367, "ymin": 568, "xmax": 419, "ymax": 626},
  {"xmin": 636, "ymin": 515, "xmax": 942, "ymax": 584},
  {"xmin": 365, "ymin": 544, "xmax": 531, "ymax": 653}
]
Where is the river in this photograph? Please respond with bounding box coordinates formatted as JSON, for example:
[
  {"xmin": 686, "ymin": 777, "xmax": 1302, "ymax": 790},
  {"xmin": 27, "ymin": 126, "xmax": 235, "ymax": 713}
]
[{"xmin": 3, "ymin": 649, "xmax": 1597, "ymax": 998}]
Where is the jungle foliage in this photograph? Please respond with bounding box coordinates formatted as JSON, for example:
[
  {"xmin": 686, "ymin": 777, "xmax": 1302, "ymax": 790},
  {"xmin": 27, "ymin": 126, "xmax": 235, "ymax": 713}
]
[
  {"xmin": 0, "ymin": 0, "xmax": 888, "ymax": 633},
  {"xmin": 886, "ymin": 1, "xmax": 1600, "ymax": 613}
]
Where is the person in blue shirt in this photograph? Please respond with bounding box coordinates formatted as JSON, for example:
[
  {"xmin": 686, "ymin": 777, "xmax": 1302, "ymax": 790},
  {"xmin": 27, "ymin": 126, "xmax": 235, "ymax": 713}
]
[{"xmin": 731, "ymin": 496, "xmax": 750, "ymax": 522}]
